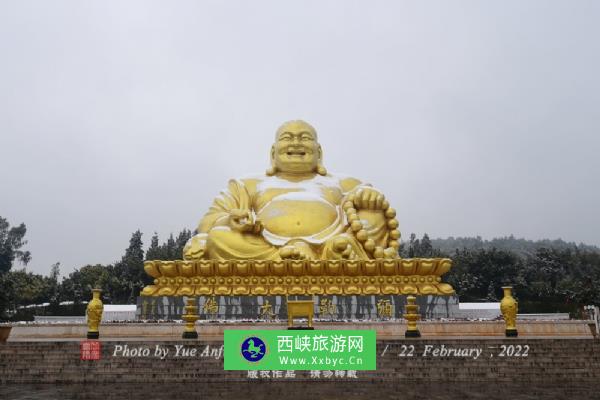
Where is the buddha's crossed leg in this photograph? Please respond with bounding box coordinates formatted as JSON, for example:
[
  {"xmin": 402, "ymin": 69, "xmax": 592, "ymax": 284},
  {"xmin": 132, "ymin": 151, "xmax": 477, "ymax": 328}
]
[{"xmin": 205, "ymin": 227, "xmax": 281, "ymax": 260}]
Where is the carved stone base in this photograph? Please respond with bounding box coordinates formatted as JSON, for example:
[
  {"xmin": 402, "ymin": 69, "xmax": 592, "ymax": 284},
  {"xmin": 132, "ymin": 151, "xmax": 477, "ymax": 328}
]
[{"xmin": 136, "ymin": 294, "xmax": 460, "ymax": 321}]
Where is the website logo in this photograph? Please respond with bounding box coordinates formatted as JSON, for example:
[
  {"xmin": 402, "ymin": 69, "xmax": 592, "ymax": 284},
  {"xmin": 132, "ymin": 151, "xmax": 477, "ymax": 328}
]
[
  {"xmin": 241, "ymin": 336, "xmax": 267, "ymax": 362},
  {"xmin": 225, "ymin": 330, "xmax": 376, "ymax": 370}
]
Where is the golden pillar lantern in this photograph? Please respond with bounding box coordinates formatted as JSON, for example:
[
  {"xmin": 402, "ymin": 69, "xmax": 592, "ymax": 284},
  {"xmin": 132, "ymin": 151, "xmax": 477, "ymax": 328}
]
[
  {"xmin": 404, "ymin": 295, "xmax": 421, "ymax": 338},
  {"xmin": 86, "ymin": 289, "xmax": 103, "ymax": 339},
  {"xmin": 500, "ymin": 286, "xmax": 518, "ymax": 337},
  {"xmin": 181, "ymin": 297, "xmax": 199, "ymax": 339}
]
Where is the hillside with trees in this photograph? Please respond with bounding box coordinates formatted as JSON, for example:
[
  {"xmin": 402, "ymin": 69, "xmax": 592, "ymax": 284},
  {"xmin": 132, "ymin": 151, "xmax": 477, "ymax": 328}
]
[
  {"xmin": 404, "ymin": 233, "xmax": 600, "ymax": 313},
  {"xmin": 431, "ymin": 235, "xmax": 599, "ymax": 258}
]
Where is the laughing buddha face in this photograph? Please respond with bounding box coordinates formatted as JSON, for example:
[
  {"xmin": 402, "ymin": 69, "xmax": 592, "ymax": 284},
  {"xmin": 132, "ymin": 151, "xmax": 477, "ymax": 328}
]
[{"xmin": 271, "ymin": 120, "xmax": 322, "ymax": 175}]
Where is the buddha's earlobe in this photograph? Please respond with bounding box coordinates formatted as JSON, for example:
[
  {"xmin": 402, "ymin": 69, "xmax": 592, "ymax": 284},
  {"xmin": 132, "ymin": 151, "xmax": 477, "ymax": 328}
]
[
  {"xmin": 267, "ymin": 146, "xmax": 277, "ymax": 176},
  {"xmin": 317, "ymin": 163, "xmax": 327, "ymax": 176},
  {"xmin": 266, "ymin": 164, "xmax": 277, "ymax": 176},
  {"xmin": 316, "ymin": 145, "xmax": 326, "ymax": 175}
]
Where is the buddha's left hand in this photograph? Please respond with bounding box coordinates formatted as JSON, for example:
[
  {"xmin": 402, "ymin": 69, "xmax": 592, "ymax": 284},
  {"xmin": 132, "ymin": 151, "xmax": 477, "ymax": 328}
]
[{"xmin": 353, "ymin": 188, "xmax": 386, "ymax": 210}]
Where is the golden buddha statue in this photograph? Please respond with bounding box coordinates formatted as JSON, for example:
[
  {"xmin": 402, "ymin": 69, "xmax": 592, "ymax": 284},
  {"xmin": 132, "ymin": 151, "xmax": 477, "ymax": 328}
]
[
  {"xmin": 183, "ymin": 120, "xmax": 400, "ymax": 261},
  {"xmin": 141, "ymin": 120, "xmax": 455, "ymax": 298}
]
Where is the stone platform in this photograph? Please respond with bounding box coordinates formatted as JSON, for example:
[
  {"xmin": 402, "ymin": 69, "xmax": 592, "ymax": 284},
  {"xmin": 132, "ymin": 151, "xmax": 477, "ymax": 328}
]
[
  {"xmin": 7, "ymin": 320, "xmax": 594, "ymax": 341},
  {"xmin": 2, "ymin": 382, "xmax": 600, "ymax": 400}
]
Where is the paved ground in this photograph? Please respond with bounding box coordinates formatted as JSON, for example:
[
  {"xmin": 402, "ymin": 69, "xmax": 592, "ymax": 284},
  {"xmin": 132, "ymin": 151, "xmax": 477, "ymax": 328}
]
[{"xmin": 1, "ymin": 382, "xmax": 599, "ymax": 400}]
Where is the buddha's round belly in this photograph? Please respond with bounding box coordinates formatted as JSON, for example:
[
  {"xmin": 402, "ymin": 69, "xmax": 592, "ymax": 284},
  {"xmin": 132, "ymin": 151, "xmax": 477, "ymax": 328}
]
[{"xmin": 258, "ymin": 199, "xmax": 338, "ymax": 237}]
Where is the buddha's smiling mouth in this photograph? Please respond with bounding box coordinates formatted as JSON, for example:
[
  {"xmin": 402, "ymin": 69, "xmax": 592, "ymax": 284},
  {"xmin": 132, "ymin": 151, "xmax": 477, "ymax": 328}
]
[{"xmin": 286, "ymin": 148, "xmax": 308, "ymax": 157}]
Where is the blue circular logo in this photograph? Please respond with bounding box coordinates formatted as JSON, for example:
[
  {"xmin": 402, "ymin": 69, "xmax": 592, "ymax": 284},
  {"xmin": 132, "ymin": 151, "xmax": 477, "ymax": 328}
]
[{"xmin": 241, "ymin": 336, "xmax": 266, "ymax": 362}]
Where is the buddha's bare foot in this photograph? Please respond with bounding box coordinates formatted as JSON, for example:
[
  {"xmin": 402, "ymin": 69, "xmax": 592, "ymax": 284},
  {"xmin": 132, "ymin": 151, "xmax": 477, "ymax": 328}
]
[
  {"xmin": 279, "ymin": 245, "xmax": 310, "ymax": 260},
  {"xmin": 331, "ymin": 237, "xmax": 357, "ymax": 260},
  {"xmin": 183, "ymin": 235, "xmax": 207, "ymax": 260}
]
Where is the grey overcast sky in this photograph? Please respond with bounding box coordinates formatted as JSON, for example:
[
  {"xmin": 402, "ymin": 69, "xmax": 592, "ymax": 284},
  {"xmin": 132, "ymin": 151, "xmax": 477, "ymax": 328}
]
[{"xmin": 1, "ymin": 1, "xmax": 599, "ymax": 275}]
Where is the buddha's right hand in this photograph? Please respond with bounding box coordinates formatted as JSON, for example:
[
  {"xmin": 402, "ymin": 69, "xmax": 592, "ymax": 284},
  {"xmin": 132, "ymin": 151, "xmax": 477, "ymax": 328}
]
[{"xmin": 228, "ymin": 209, "xmax": 262, "ymax": 234}]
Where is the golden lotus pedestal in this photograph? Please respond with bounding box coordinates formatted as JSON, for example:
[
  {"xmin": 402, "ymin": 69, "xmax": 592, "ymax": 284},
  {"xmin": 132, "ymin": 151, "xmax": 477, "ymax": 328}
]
[{"xmin": 141, "ymin": 258, "xmax": 455, "ymax": 297}]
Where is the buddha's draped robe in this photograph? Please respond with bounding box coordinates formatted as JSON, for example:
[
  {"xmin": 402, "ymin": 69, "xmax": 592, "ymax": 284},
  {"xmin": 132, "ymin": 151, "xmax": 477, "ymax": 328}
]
[{"xmin": 188, "ymin": 174, "xmax": 390, "ymax": 260}]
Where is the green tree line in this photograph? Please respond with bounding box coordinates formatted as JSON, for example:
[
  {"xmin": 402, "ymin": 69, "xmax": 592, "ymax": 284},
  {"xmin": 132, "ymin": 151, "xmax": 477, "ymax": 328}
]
[
  {"xmin": 1, "ymin": 215, "xmax": 599, "ymax": 320},
  {"xmin": 0, "ymin": 216, "xmax": 192, "ymax": 320}
]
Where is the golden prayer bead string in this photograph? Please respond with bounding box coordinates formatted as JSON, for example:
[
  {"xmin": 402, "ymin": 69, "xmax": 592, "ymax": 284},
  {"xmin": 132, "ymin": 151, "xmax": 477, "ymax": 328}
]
[{"xmin": 343, "ymin": 193, "xmax": 401, "ymax": 258}]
